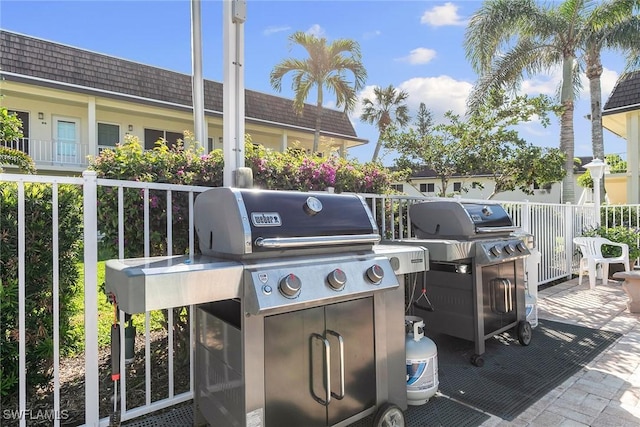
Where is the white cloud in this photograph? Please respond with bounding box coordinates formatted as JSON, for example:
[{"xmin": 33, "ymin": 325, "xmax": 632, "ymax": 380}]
[
  {"xmin": 399, "ymin": 76, "xmax": 473, "ymax": 118},
  {"xmin": 579, "ymin": 67, "xmax": 619, "ymax": 101},
  {"xmin": 352, "ymin": 76, "xmax": 473, "ymax": 125},
  {"xmin": 420, "ymin": 2, "xmax": 467, "ymax": 27},
  {"xmin": 306, "ymin": 24, "xmax": 325, "ymax": 38},
  {"xmin": 599, "ymin": 68, "xmax": 619, "ymax": 100},
  {"xmin": 521, "ymin": 70, "xmax": 561, "ymax": 96},
  {"xmin": 363, "ymin": 30, "xmax": 382, "ymax": 40},
  {"xmin": 521, "ymin": 65, "xmax": 619, "ymax": 103},
  {"xmin": 263, "ymin": 26, "xmax": 291, "ymax": 36},
  {"xmin": 396, "ymin": 47, "xmax": 437, "ymax": 65}
]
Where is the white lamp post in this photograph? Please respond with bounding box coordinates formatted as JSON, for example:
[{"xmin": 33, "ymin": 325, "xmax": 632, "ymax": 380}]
[{"xmin": 584, "ymin": 158, "xmax": 606, "ymax": 226}]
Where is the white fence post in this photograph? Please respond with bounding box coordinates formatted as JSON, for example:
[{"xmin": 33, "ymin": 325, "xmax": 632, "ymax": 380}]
[
  {"xmin": 83, "ymin": 170, "xmax": 100, "ymax": 426},
  {"xmin": 565, "ymin": 202, "xmax": 574, "ymax": 279},
  {"xmin": 522, "ymin": 200, "xmax": 531, "ymax": 234}
]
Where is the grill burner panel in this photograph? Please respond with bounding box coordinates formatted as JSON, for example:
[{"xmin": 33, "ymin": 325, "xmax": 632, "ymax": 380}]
[{"xmin": 243, "ymin": 254, "xmax": 398, "ymax": 315}]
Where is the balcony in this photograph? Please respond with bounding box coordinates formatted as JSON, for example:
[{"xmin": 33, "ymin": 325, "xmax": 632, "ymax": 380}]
[{"xmin": 1, "ymin": 138, "xmax": 91, "ymax": 170}]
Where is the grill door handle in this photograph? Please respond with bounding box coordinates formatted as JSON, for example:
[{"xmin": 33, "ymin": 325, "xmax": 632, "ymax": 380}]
[
  {"xmin": 255, "ymin": 233, "xmax": 381, "ymax": 248},
  {"xmin": 310, "ymin": 333, "xmax": 331, "ymax": 406},
  {"xmin": 506, "ymin": 279, "xmax": 513, "ymax": 312},
  {"xmin": 326, "ymin": 330, "xmax": 345, "ymax": 400}
]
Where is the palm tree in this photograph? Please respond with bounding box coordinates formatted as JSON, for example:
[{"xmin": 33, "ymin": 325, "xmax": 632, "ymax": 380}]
[
  {"xmin": 464, "ymin": 0, "xmax": 628, "ymax": 203},
  {"xmin": 360, "ymin": 84, "xmax": 410, "ymax": 162},
  {"xmin": 270, "ymin": 31, "xmax": 367, "ymax": 154},
  {"xmin": 583, "ymin": 0, "xmax": 640, "ymax": 199}
]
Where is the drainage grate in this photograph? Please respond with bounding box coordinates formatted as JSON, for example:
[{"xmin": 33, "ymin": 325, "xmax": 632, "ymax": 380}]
[
  {"xmin": 121, "ymin": 404, "xmax": 193, "ymax": 427},
  {"xmin": 348, "ymin": 396, "xmax": 489, "ymax": 427}
]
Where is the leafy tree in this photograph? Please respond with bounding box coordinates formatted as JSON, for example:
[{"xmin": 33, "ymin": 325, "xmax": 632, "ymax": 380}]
[
  {"xmin": 386, "ymin": 91, "xmax": 565, "ymax": 198},
  {"xmin": 0, "ymin": 107, "xmax": 23, "ymax": 142},
  {"xmin": 270, "ymin": 31, "xmax": 367, "ymax": 153},
  {"xmin": 359, "ymin": 84, "xmax": 410, "ymax": 162},
  {"xmin": 0, "ymin": 107, "xmax": 36, "ymax": 173},
  {"xmin": 415, "ymin": 102, "xmax": 434, "ymax": 139},
  {"xmin": 463, "ymin": 0, "xmax": 637, "ymax": 203}
]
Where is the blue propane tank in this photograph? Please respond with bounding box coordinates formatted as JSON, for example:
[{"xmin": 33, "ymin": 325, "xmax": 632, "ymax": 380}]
[{"xmin": 405, "ymin": 316, "xmax": 438, "ymax": 405}]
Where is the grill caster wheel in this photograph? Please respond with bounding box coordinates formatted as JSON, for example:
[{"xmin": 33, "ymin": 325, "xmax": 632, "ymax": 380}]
[
  {"xmin": 373, "ymin": 403, "xmax": 405, "ymax": 427},
  {"xmin": 470, "ymin": 354, "xmax": 484, "ymax": 367},
  {"xmin": 517, "ymin": 320, "xmax": 532, "ymax": 346}
]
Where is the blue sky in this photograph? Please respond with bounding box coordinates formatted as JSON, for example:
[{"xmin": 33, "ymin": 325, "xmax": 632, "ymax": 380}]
[{"xmin": 0, "ymin": 0, "xmax": 629, "ymax": 164}]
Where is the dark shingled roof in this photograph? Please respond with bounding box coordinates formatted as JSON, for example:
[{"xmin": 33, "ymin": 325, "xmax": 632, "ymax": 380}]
[
  {"xmin": 0, "ymin": 30, "xmax": 362, "ymax": 140},
  {"xmin": 603, "ymin": 71, "xmax": 640, "ymax": 115}
]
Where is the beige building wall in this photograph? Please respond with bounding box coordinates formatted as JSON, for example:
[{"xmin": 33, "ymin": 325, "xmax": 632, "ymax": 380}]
[{"xmin": 604, "ymin": 173, "xmax": 628, "ymax": 205}]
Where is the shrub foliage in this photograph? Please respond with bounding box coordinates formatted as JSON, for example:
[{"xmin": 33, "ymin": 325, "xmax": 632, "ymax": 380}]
[
  {"xmin": 90, "ymin": 133, "xmax": 399, "ymax": 257},
  {"xmin": 0, "ymin": 183, "xmax": 83, "ymax": 397}
]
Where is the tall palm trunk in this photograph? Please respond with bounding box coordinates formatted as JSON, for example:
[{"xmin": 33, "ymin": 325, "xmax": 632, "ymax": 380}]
[
  {"xmin": 313, "ymin": 86, "xmax": 324, "ymax": 154},
  {"xmin": 586, "ymin": 47, "xmax": 606, "ymax": 201},
  {"xmin": 371, "ymin": 136, "xmax": 385, "ymax": 162},
  {"xmin": 559, "ymin": 56, "xmax": 576, "ymax": 203}
]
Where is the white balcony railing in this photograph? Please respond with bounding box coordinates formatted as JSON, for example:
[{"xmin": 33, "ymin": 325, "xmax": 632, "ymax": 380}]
[{"xmin": 1, "ymin": 138, "xmax": 91, "ymax": 168}]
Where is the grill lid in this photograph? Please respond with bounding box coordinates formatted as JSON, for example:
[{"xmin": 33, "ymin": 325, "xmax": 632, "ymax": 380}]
[
  {"xmin": 409, "ymin": 201, "xmax": 515, "ymax": 240},
  {"xmin": 194, "ymin": 188, "xmax": 380, "ymax": 258}
]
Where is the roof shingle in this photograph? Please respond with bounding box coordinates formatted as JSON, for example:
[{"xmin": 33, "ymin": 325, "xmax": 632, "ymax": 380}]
[
  {"xmin": 0, "ymin": 30, "xmax": 361, "ymax": 140},
  {"xmin": 603, "ymin": 71, "xmax": 640, "ymax": 114}
]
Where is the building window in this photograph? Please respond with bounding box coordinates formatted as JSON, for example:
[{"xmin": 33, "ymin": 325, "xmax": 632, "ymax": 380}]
[
  {"xmin": 420, "ymin": 183, "xmax": 435, "ymax": 193},
  {"xmin": 98, "ymin": 123, "xmax": 120, "ymax": 148},
  {"xmin": 391, "ymin": 184, "xmax": 403, "ymax": 192},
  {"xmin": 7, "ymin": 110, "xmax": 29, "ymax": 153},
  {"xmin": 144, "ymin": 128, "xmax": 183, "ymax": 150},
  {"xmin": 453, "ymin": 182, "xmax": 462, "ymax": 192}
]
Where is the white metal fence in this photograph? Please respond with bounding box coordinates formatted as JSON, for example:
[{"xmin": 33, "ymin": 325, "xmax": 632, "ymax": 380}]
[
  {"xmin": 360, "ymin": 194, "xmax": 598, "ymax": 285},
  {"xmin": 0, "ymin": 172, "xmax": 631, "ymax": 426}
]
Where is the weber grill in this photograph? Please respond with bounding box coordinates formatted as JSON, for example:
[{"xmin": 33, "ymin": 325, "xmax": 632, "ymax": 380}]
[
  {"xmin": 105, "ymin": 188, "xmax": 410, "ymax": 427},
  {"xmin": 401, "ymin": 200, "xmax": 532, "ymax": 366}
]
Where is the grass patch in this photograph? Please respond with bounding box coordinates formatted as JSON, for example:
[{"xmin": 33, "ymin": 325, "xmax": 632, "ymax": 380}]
[{"xmin": 70, "ymin": 261, "xmax": 168, "ymax": 352}]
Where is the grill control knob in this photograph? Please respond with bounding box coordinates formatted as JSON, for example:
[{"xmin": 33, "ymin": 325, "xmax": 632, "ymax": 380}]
[
  {"xmin": 490, "ymin": 245, "xmax": 503, "ymax": 257},
  {"xmin": 327, "ymin": 268, "xmax": 347, "ymax": 290},
  {"xmin": 504, "ymin": 243, "xmax": 516, "ymax": 255},
  {"xmin": 365, "ymin": 264, "xmax": 384, "ymax": 284},
  {"xmin": 279, "ymin": 274, "xmax": 302, "ymax": 298},
  {"xmin": 516, "ymin": 242, "xmax": 528, "ymax": 252}
]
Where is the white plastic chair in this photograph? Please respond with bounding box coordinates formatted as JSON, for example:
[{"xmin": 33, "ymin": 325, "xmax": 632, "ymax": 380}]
[{"xmin": 574, "ymin": 237, "xmax": 630, "ymax": 289}]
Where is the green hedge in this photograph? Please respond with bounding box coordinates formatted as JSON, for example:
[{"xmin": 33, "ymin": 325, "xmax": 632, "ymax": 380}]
[
  {"xmin": 0, "ymin": 183, "xmax": 83, "ymax": 398},
  {"xmin": 90, "ymin": 134, "xmax": 400, "ymax": 258}
]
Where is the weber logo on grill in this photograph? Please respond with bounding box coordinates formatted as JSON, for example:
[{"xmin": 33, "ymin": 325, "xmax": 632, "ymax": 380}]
[{"xmin": 251, "ymin": 212, "xmax": 282, "ymax": 227}]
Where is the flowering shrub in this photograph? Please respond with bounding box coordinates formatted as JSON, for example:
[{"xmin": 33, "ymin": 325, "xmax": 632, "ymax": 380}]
[
  {"xmin": 90, "ymin": 133, "xmax": 218, "ymax": 258},
  {"xmin": 246, "ymin": 141, "xmax": 397, "ymax": 194},
  {"xmin": 90, "ymin": 133, "xmax": 399, "ymax": 257}
]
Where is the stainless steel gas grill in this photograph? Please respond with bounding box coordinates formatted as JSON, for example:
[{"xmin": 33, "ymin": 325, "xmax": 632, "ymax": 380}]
[
  {"xmin": 402, "ymin": 200, "xmax": 532, "ymax": 367},
  {"xmin": 105, "ymin": 188, "xmax": 409, "ymax": 427}
]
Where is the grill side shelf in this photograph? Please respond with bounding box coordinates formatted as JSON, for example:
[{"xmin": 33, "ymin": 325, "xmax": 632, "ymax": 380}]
[{"xmin": 105, "ymin": 255, "xmax": 243, "ymax": 314}]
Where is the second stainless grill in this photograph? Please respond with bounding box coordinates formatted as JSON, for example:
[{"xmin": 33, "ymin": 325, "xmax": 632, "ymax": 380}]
[{"xmin": 400, "ymin": 200, "xmax": 533, "ymax": 366}]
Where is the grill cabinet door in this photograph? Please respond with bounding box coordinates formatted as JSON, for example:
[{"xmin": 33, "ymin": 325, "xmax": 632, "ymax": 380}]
[
  {"xmin": 482, "ymin": 262, "xmax": 518, "ymax": 333},
  {"xmin": 264, "ymin": 297, "xmax": 375, "ymax": 427},
  {"xmin": 325, "ymin": 297, "xmax": 376, "ymax": 425},
  {"xmin": 264, "ymin": 306, "xmax": 326, "ymax": 427}
]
